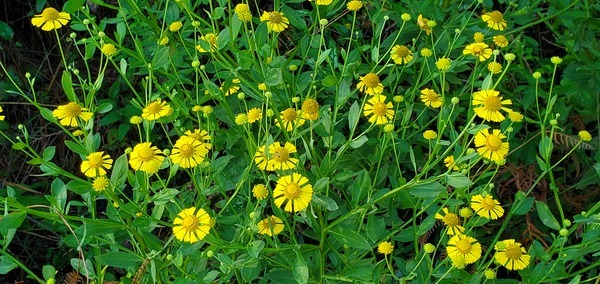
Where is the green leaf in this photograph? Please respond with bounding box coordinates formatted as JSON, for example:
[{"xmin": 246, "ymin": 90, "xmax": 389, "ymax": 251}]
[
  {"xmin": 445, "ymin": 173, "xmax": 473, "ymax": 188},
  {"xmin": 513, "ymin": 191, "xmax": 534, "ymax": 215},
  {"xmin": 0, "ymin": 211, "xmax": 27, "ymax": 231},
  {"xmin": 481, "ymin": 73, "xmax": 493, "ymax": 90},
  {"xmin": 248, "ymin": 240, "xmax": 264, "ymax": 259},
  {"xmin": 292, "ymin": 251, "xmax": 308, "ymax": 284},
  {"xmin": 42, "ymin": 146, "xmax": 56, "ymax": 161},
  {"xmin": 312, "ymin": 194, "xmax": 338, "ymax": 211},
  {"xmin": 96, "ymin": 102, "xmax": 113, "ymax": 114},
  {"xmin": 62, "ymin": 71, "xmax": 77, "ymax": 102},
  {"xmin": 42, "ymin": 265, "xmax": 56, "ymax": 281},
  {"xmin": 49, "ymin": 178, "xmax": 67, "ymax": 213},
  {"xmin": 349, "ymin": 170, "xmax": 370, "ymax": 205},
  {"xmin": 62, "ymin": 0, "xmax": 86, "ymax": 13},
  {"xmin": 152, "ymin": 47, "xmax": 170, "ymax": 71},
  {"xmin": 281, "ymin": 5, "xmax": 307, "ymax": 31},
  {"xmin": 11, "ymin": 142, "xmax": 27, "ymax": 151},
  {"xmin": 97, "ymin": 252, "xmax": 143, "ymax": 269},
  {"xmin": 0, "ymin": 256, "xmax": 17, "ymax": 275},
  {"xmin": 264, "ymin": 68, "xmax": 282, "ymax": 86},
  {"xmin": 539, "ymin": 136, "xmax": 553, "ymax": 160},
  {"xmin": 536, "ymin": 201, "xmax": 561, "ymax": 230},
  {"xmin": 110, "ymin": 154, "xmax": 129, "ymax": 186},
  {"xmin": 316, "ymin": 49, "xmax": 331, "ymax": 66},
  {"xmin": 350, "ymin": 135, "xmax": 368, "ymax": 148},
  {"xmin": 330, "ymin": 227, "xmax": 371, "ymax": 250},
  {"xmin": 336, "ymin": 79, "xmax": 352, "ymax": 105},
  {"xmin": 217, "ymin": 28, "xmax": 230, "ymax": 50},
  {"xmin": 67, "ymin": 180, "xmax": 91, "ymax": 194},
  {"xmin": 119, "ymin": 58, "xmax": 128, "ymax": 75},
  {"xmin": 65, "ymin": 140, "xmax": 88, "ymax": 155},
  {"xmin": 348, "ymin": 101, "xmax": 360, "ymax": 133},
  {"xmin": 70, "ymin": 258, "xmax": 95, "ymax": 279},
  {"xmin": 0, "ymin": 21, "xmax": 15, "ymax": 40},
  {"xmin": 40, "ymin": 107, "xmax": 55, "ymax": 122},
  {"xmin": 371, "ymin": 46, "xmax": 379, "ymax": 62},
  {"xmin": 407, "ymin": 181, "xmax": 445, "ymax": 198}
]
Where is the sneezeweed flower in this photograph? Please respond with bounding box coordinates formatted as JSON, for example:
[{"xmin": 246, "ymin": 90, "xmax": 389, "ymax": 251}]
[
  {"xmin": 378, "ymin": 241, "xmax": 394, "ymax": 255},
  {"xmin": 460, "ymin": 207, "xmax": 473, "ymax": 218},
  {"xmin": 423, "ymin": 130, "xmax": 437, "ymax": 140},
  {"xmin": 420, "ymin": 48, "xmax": 433, "ymax": 57},
  {"xmin": 184, "ymin": 129, "xmax": 212, "ymax": 150},
  {"xmin": 579, "ymin": 130, "xmax": 592, "ymax": 142},
  {"xmin": 363, "ymin": 95, "xmax": 394, "ymax": 125},
  {"xmin": 508, "ymin": 111, "xmax": 524, "ymax": 122},
  {"xmin": 247, "ymin": 108, "xmax": 263, "ymax": 123},
  {"xmin": 482, "ymin": 10, "xmax": 507, "ymax": 31},
  {"xmin": 277, "ymin": 108, "xmax": 305, "ymax": 131},
  {"xmin": 170, "ymin": 136, "xmax": 209, "ymax": 168},
  {"xmin": 417, "ymin": 14, "xmax": 432, "ymax": 35},
  {"xmin": 463, "ymin": 42, "xmax": 492, "ymax": 62},
  {"xmin": 81, "ymin": 151, "xmax": 113, "ymax": 178},
  {"xmin": 169, "ymin": 21, "xmax": 183, "ymax": 32},
  {"xmin": 159, "ymin": 36, "xmax": 169, "ymax": 45},
  {"xmin": 474, "ymin": 128, "xmax": 509, "ymax": 164},
  {"xmin": 424, "ymin": 243, "xmax": 436, "ymax": 253},
  {"xmin": 488, "ymin": 62, "xmax": 502, "ymax": 74},
  {"xmin": 347, "ymin": 0, "xmax": 363, "ymax": 11},
  {"xmin": 391, "ymin": 45, "xmax": 413, "ymax": 65},
  {"xmin": 0, "ymin": 106, "xmax": 4, "ymax": 121},
  {"xmin": 268, "ymin": 142, "xmax": 298, "ymax": 170},
  {"xmin": 235, "ymin": 113, "xmax": 248, "ymax": 125},
  {"xmin": 356, "ymin": 73, "xmax": 384, "ymax": 95},
  {"xmin": 258, "ymin": 83, "xmax": 267, "ymax": 91},
  {"xmin": 254, "ymin": 146, "xmax": 273, "ymax": 171},
  {"xmin": 257, "ymin": 215, "xmax": 285, "ymax": 236},
  {"xmin": 202, "ymin": 105, "xmax": 213, "ymax": 116},
  {"xmin": 493, "ymin": 35, "xmax": 509, "ymax": 47},
  {"xmin": 253, "ymin": 184, "xmax": 269, "ymax": 200},
  {"xmin": 53, "ymin": 102, "xmax": 93, "ymax": 127},
  {"xmin": 401, "ymin": 13, "xmax": 411, "ymax": 22},
  {"xmin": 260, "ymin": 11, "xmax": 290, "ymax": 33},
  {"xmin": 494, "ymin": 239, "xmax": 530, "ymax": 270},
  {"xmin": 31, "ymin": 7, "xmax": 71, "ymax": 31},
  {"xmin": 444, "ymin": 156, "xmax": 460, "ymax": 171},
  {"xmin": 196, "ymin": 33, "xmax": 217, "ymax": 52},
  {"xmin": 101, "ymin": 44, "xmax": 117, "ymax": 57},
  {"xmin": 302, "ymin": 99, "xmax": 320, "ymax": 121},
  {"xmin": 92, "ymin": 176, "xmax": 109, "ymax": 192},
  {"xmin": 471, "ymin": 194, "xmax": 504, "ymax": 219},
  {"xmin": 473, "ymin": 32, "xmax": 485, "ymax": 42},
  {"xmin": 383, "ymin": 124, "xmax": 394, "ymax": 133},
  {"xmin": 142, "ymin": 99, "xmax": 172, "ymax": 121},
  {"xmin": 484, "ymin": 269, "xmax": 496, "ymax": 280},
  {"xmin": 551, "ymin": 56, "xmax": 562, "ymax": 65},
  {"xmin": 172, "ymin": 207, "xmax": 212, "ymax": 243},
  {"xmin": 273, "ymin": 173, "xmax": 313, "ymax": 212},
  {"xmin": 446, "ymin": 234, "xmax": 482, "ymax": 265},
  {"xmin": 472, "ymin": 89, "xmax": 512, "ymax": 122},
  {"xmin": 420, "ymin": 88, "xmax": 442, "ymax": 108},
  {"xmin": 221, "ymin": 78, "xmax": 241, "ymax": 96},
  {"xmin": 435, "ymin": 207, "xmax": 465, "ymax": 235},
  {"xmin": 235, "ymin": 3, "xmax": 252, "ymax": 22},
  {"xmin": 129, "ymin": 142, "xmax": 165, "ymax": 173},
  {"xmin": 316, "ymin": 0, "xmax": 333, "ymax": 5},
  {"xmin": 436, "ymin": 57, "xmax": 452, "ymax": 71}
]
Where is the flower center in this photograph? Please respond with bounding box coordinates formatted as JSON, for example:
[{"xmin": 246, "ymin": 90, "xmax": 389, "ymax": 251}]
[
  {"xmin": 504, "ymin": 244, "xmax": 522, "ymax": 260},
  {"xmin": 88, "ymin": 155, "xmax": 103, "ymax": 168},
  {"xmin": 179, "ymin": 143, "xmax": 194, "ymax": 157},
  {"xmin": 472, "ymin": 45, "xmax": 484, "ymax": 55},
  {"xmin": 42, "ymin": 8, "xmax": 60, "ymax": 21},
  {"xmin": 456, "ymin": 238, "xmax": 472, "ymax": 253},
  {"xmin": 282, "ymin": 108, "xmax": 298, "ymax": 121},
  {"xmin": 396, "ymin": 45, "xmax": 409, "ymax": 58},
  {"xmin": 302, "ymin": 99, "xmax": 319, "ymax": 114},
  {"xmin": 490, "ymin": 11, "xmax": 504, "ymax": 23},
  {"xmin": 483, "ymin": 95, "xmax": 502, "ymax": 111},
  {"xmin": 363, "ymin": 73, "xmax": 380, "ymax": 88},
  {"xmin": 443, "ymin": 213, "xmax": 460, "ymax": 226},
  {"xmin": 272, "ymin": 147, "xmax": 290, "ymax": 163},
  {"xmin": 64, "ymin": 102, "xmax": 82, "ymax": 117},
  {"xmin": 372, "ymin": 102, "xmax": 388, "ymax": 115},
  {"xmin": 147, "ymin": 102, "xmax": 162, "ymax": 114},
  {"xmin": 426, "ymin": 92, "xmax": 439, "ymax": 102},
  {"xmin": 485, "ymin": 135, "xmax": 503, "ymax": 151},
  {"xmin": 481, "ymin": 196, "xmax": 497, "ymax": 210},
  {"xmin": 283, "ymin": 183, "xmax": 301, "ymax": 199},
  {"xmin": 182, "ymin": 215, "xmax": 199, "ymax": 231},
  {"xmin": 269, "ymin": 12, "xmax": 283, "ymax": 23},
  {"xmin": 138, "ymin": 147, "xmax": 155, "ymax": 161}
]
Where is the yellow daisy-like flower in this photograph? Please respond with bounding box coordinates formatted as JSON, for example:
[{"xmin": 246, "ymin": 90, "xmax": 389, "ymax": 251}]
[
  {"xmin": 260, "ymin": 11, "xmax": 290, "ymax": 33},
  {"xmin": 170, "ymin": 136, "xmax": 209, "ymax": 168},
  {"xmin": 268, "ymin": 142, "xmax": 298, "ymax": 171},
  {"xmin": 493, "ymin": 35, "xmax": 509, "ymax": 48},
  {"xmin": 471, "ymin": 194, "xmax": 504, "ymax": 219},
  {"xmin": 363, "ymin": 95, "xmax": 394, "ymax": 125},
  {"xmin": 159, "ymin": 36, "xmax": 169, "ymax": 46},
  {"xmin": 196, "ymin": 33, "xmax": 218, "ymax": 52},
  {"xmin": 221, "ymin": 78, "xmax": 241, "ymax": 96},
  {"xmin": 253, "ymin": 184, "xmax": 269, "ymax": 200},
  {"xmin": 258, "ymin": 83, "xmax": 268, "ymax": 91},
  {"xmin": 378, "ymin": 241, "xmax": 394, "ymax": 255},
  {"xmin": 436, "ymin": 57, "xmax": 452, "ymax": 71},
  {"xmin": 0, "ymin": 106, "xmax": 4, "ymax": 121},
  {"xmin": 472, "ymin": 89, "xmax": 512, "ymax": 122},
  {"xmin": 579, "ymin": 130, "xmax": 592, "ymax": 142},
  {"xmin": 277, "ymin": 108, "xmax": 305, "ymax": 131},
  {"xmin": 169, "ymin": 21, "xmax": 183, "ymax": 32},
  {"xmin": 247, "ymin": 108, "xmax": 263, "ymax": 123},
  {"xmin": 463, "ymin": 42, "xmax": 493, "ymax": 62},
  {"xmin": 482, "ymin": 10, "xmax": 507, "ymax": 31},
  {"xmin": 473, "ymin": 32, "xmax": 485, "ymax": 43},
  {"xmin": 474, "ymin": 128, "xmax": 509, "ymax": 164},
  {"xmin": 130, "ymin": 115, "xmax": 143, "ymax": 125},
  {"xmin": 347, "ymin": 0, "xmax": 363, "ymax": 11},
  {"xmin": 420, "ymin": 48, "xmax": 433, "ymax": 57},
  {"xmin": 446, "ymin": 234, "xmax": 482, "ymax": 265},
  {"xmin": 129, "ymin": 142, "xmax": 165, "ymax": 173},
  {"xmin": 356, "ymin": 72, "xmax": 384, "ymax": 96},
  {"xmin": 80, "ymin": 151, "xmax": 113, "ymax": 178},
  {"xmin": 101, "ymin": 43, "xmax": 117, "ymax": 57},
  {"xmin": 302, "ymin": 99, "xmax": 320, "ymax": 121},
  {"xmin": 420, "ymin": 88, "xmax": 442, "ymax": 108},
  {"xmin": 92, "ymin": 176, "xmax": 109, "ymax": 192},
  {"xmin": 142, "ymin": 99, "xmax": 172, "ymax": 121},
  {"xmin": 273, "ymin": 173, "xmax": 313, "ymax": 212},
  {"xmin": 423, "ymin": 130, "xmax": 437, "ymax": 140},
  {"xmin": 254, "ymin": 145, "xmax": 272, "ymax": 171},
  {"xmin": 235, "ymin": 113, "xmax": 248, "ymax": 125},
  {"xmin": 257, "ymin": 215, "xmax": 285, "ymax": 236},
  {"xmin": 184, "ymin": 129, "xmax": 212, "ymax": 149},
  {"xmin": 172, "ymin": 207, "xmax": 212, "ymax": 243},
  {"xmin": 435, "ymin": 208, "xmax": 465, "ymax": 235},
  {"xmin": 444, "ymin": 156, "xmax": 459, "ymax": 171},
  {"xmin": 488, "ymin": 62, "xmax": 502, "ymax": 74},
  {"xmin": 494, "ymin": 239, "xmax": 530, "ymax": 270},
  {"xmin": 235, "ymin": 3, "xmax": 252, "ymax": 22},
  {"xmin": 391, "ymin": 45, "xmax": 413, "ymax": 65},
  {"xmin": 417, "ymin": 14, "xmax": 432, "ymax": 35},
  {"xmin": 31, "ymin": 7, "xmax": 70, "ymax": 31},
  {"xmin": 316, "ymin": 0, "xmax": 333, "ymax": 5},
  {"xmin": 508, "ymin": 111, "xmax": 524, "ymax": 122},
  {"xmin": 53, "ymin": 102, "xmax": 93, "ymax": 127}
]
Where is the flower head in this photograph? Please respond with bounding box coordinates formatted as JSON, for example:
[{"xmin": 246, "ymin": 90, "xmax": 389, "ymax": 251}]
[
  {"xmin": 235, "ymin": 113, "xmax": 248, "ymax": 125},
  {"xmin": 579, "ymin": 130, "xmax": 592, "ymax": 142},
  {"xmin": 417, "ymin": 14, "xmax": 432, "ymax": 35},
  {"xmin": 420, "ymin": 88, "xmax": 442, "ymax": 108},
  {"xmin": 508, "ymin": 111, "xmax": 523, "ymax": 122},
  {"xmin": 247, "ymin": 108, "xmax": 263, "ymax": 123},
  {"xmin": 169, "ymin": 21, "xmax": 183, "ymax": 32},
  {"xmin": 142, "ymin": 99, "xmax": 172, "ymax": 121},
  {"xmin": 129, "ymin": 142, "xmax": 165, "ymax": 173},
  {"xmin": 446, "ymin": 234, "xmax": 482, "ymax": 265},
  {"xmin": 260, "ymin": 11, "xmax": 289, "ymax": 33},
  {"xmin": 268, "ymin": 142, "xmax": 298, "ymax": 170},
  {"xmin": 273, "ymin": 173, "xmax": 313, "ymax": 212},
  {"xmin": 488, "ymin": 62, "xmax": 502, "ymax": 74},
  {"xmin": 92, "ymin": 176, "xmax": 109, "ymax": 192},
  {"xmin": 463, "ymin": 42, "xmax": 492, "ymax": 62},
  {"xmin": 472, "ymin": 89, "xmax": 512, "ymax": 122},
  {"xmin": 493, "ymin": 35, "xmax": 509, "ymax": 48},
  {"xmin": 357, "ymin": 73, "xmax": 384, "ymax": 95},
  {"xmin": 494, "ymin": 239, "xmax": 530, "ymax": 270},
  {"xmin": 196, "ymin": 33, "xmax": 218, "ymax": 52},
  {"xmin": 235, "ymin": 4, "xmax": 252, "ymax": 22},
  {"xmin": 420, "ymin": 48, "xmax": 433, "ymax": 57},
  {"xmin": 101, "ymin": 44, "xmax": 117, "ymax": 56},
  {"xmin": 172, "ymin": 207, "xmax": 212, "ymax": 243},
  {"xmin": 221, "ymin": 78, "xmax": 241, "ymax": 96},
  {"xmin": 444, "ymin": 156, "xmax": 460, "ymax": 171},
  {"xmin": 0, "ymin": 106, "xmax": 4, "ymax": 121},
  {"xmin": 482, "ymin": 10, "xmax": 507, "ymax": 31},
  {"xmin": 435, "ymin": 207, "xmax": 465, "ymax": 235},
  {"xmin": 277, "ymin": 108, "xmax": 305, "ymax": 131},
  {"xmin": 363, "ymin": 95, "xmax": 394, "ymax": 125},
  {"xmin": 378, "ymin": 241, "xmax": 394, "ymax": 255},
  {"xmin": 473, "ymin": 32, "xmax": 485, "ymax": 42},
  {"xmin": 253, "ymin": 184, "xmax": 269, "ymax": 200},
  {"xmin": 436, "ymin": 57, "xmax": 452, "ymax": 71},
  {"xmin": 316, "ymin": 0, "xmax": 333, "ymax": 5},
  {"xmin": 53, "ymin": 102, "xmax": 93, "ymax": 127},
  {"xmin": 302, "ymin": 99, "xmax": 320, "ymax": 121},
  {"xmin": 170, "ymin": 136, "xmax": 209, "ymax": 168},
  {"xmin": 257, "ymin": 215, "xmax": 285, "ymax": 236},
  {"xmin": 471, "ymin": 194, "xmax": 504, "ymax": 219},
  {"xmin": 31, "ymin": 7, "xmax": 70, "ymax": 31},
  {"xmin": 474, "ymin": 128, "xmax": 509, "ymax": 164},
  {"xmin": 391, "ymin": 45, "xmax": 413, "ymax": 65},
  {"xmin": 423, "ymin": 130, "xmax": 438, "ymax": 140},
  {"xmin": 81, "ymin": 151, "xmax": 113, "ymax": 178},
  {"xmin": 347, "ymin": 0, "xmax": 363, "ymax": 11}
]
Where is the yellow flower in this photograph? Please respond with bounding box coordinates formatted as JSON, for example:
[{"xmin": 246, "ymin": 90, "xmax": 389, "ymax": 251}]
[
  {"xmin": 273, "ymin": 173, "xmax": 313, "ymax": 212},
  {"xmin": 482, "ymin": 10, "xmax": 507, "ymax": 31},
  {"xmin": 474, "ymin": 128, "xmax": 509, "ymax": 164},
  {"xmin": 196, "ymin": 33, "xmax": 218, "ymax": 52},
  {"xmin": 184, "ymin": 129, "xmax": 212, "ymax": 148},
  {"xmin": 356, "ymin": 72, "xmax": 384, "ymax": 95},
  {"xmin": 247, "ymin": 108, "xmax": 263, "ymax": 123},
  {"xmin": 446, "ymin": 234, "xmax": 482, "ymax": 265},
  {"xmin": 235, "ymin": 113, "xmax": 248, "ymax": 125},
  {"xmin": 423, "ymin": 243, "xmax": 435, "ymax": 253},
  {"xmin": 31, "ymin": 7, "xmax": 70, "ymax": 31},
  {"xmin": 493, "ymin": 35, "xmax": 509, "ymax": 48},
  {"xmin": 484, "ymin": 269, "xmax": 496, "ymax": 279},
  {"xmin": 472, "ymin": 89, "xmax": 512, "ymax": 122},
  {"xmin": 92, "ymin": 176, "xmax": 109, "ymax": 192},
  {"xmin": 257, "ymin": 215, "xmax": 285, "ymax": 236},
  {"xmin": 169, "ymin": 21, "xmax": 183, "ymax": 32},
  {"xmin": 316, "ymin": 0, "xmax": 333, "ymax": 5},
  {"xmin": 129, "ymin": 142, "xmax": 165, "ymax": 173},
  {"xmin": 444, "ymin": 156, "xmax": 459, "ymax": 171},
  {"xmin": 378, "ymin": 241, "xmax": 394, "ymax": 255},
  {"xmin": 159, "ymin": 36, "xmax": 169, "ymax": 45},
  {"xmin": 172, "ymin": 207, "xmax": 212, "ymax": 243},
  {"xmin": 258, "ymin": 83, "xmax": 267, "ymax": 91},
  {"xmin": 268, "ymin": 142, "xmax": 298, "ymax": 171},
  {"xmin": 471, "ymin": 194, "xmax": 504, "ymax": 219},
  {"xmin": 260, "ymin": 11, "xmax": 290, "ymax": 33},
  {"xmin": 473, "ymin": 32, "xmax": 485, "ymax": 43},
  {"xmin": 435, "ymin": 207, "xmax": 465, "ymax": 235},
  {"xmin": 53, "ymin": 102, "xmax": 93, "ymax": 127},
  {"xmin": 253, "ymin": 184, "xmax": 269, "ymax": 200},
  {"xmin": 130, "ymin": 116, "xmax": 143, "ymax": 125},
  {"xmin": 488, "ymin": 62, "xmax": 502, "ymax": 74},
  {"xmin": 101, "ymin": 44, "xmax": 117, "ymax": 56},
  {"xmin": 435, "ymin": 57, "xmax": 452, "ymax": 71},
  {"xmin": 420, "ymin": 48, "xmax": 433, "ymax": 57},
  {"xmin": 460, "ymin": 207, "xmax": 473, "ymax": 218},
  {"xmin": 423, "ymin": 130, "xmax": 437, "ymax": 140},
  {"xmin": 420, "ymin": 88, "xmax": 442, "ymax": 108},
  {"xmin": 235, "ymin": 4, "xmax": 252, "ymax": 22},
  {"xmin": 81, "ymin": 151, "xmax": 113, "ymax": 178},
  {"xmin": 301, "ymin": 99, "xmax": 320, "ymax": 121},
  {"xmin": 391, "ymin": 45, "xmax": 413, "ymax": 65},
  {"xmin": 579, "ymin": 130, "xmax": 592, "ymax": 142},
  {"xmin": 494, "ymin": 239, "xmax": 530, "ymax": 270},
  {"xmin": 508, "ymin": 111, "xmax": 523, "ymax": 122},
  {"xmin": 221, "ymin": 78, "xmax": 241, "ymax": 96},
  {"xmin": 347, "ymin": 0, "xmax": 363, "ymax": 11},
  {"xmin": 0, "ymin": 106, "xmax": 5, "ymax": 121},
  {"xmin": 417, "ymin": 14, "xmax": 432, "ymax": 35},
  {"xmin": 277, "ymin": 108, "xmax": 305, "ymax": 131},
  {"xmin": 254, "ymin": 145, "xmax": 272, "ymax": 171},
  {"xmin": 551, "ymin": 56, "xmax": 562, "ymax": 65},
  {"xmin": 142, "ymin": 99, "xmax": 172, "ymax": 121},
  {"xmin": 363, "ymin": 95, "xmax": 394, "ymax": 125},
  {"xmin": 170, "ymin": 136, "xmax": 209, "ymax": 168},
  {"xmin": 463, "ymin": 42, "xmax": 492, "ymax": 62}
]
